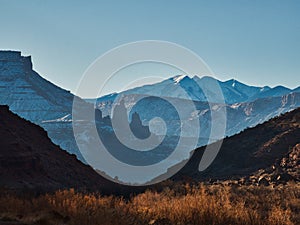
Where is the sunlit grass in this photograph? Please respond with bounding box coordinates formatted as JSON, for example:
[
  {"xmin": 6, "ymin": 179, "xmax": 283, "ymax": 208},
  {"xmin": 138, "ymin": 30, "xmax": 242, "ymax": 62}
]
[{"xmin": 0, "ymin": 182, "xmax": 299, "ymax": 225}]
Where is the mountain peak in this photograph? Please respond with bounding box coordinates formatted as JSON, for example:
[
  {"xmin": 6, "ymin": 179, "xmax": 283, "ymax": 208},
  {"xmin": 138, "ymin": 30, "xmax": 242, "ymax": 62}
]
[
  {"xmin": 224, "ymin": 78, "xmax": 243, "ymax": 87},
  {"xmin": 272, "ymin": 85, "xmax": 291, "ymax": 91},
  {"xmin": 193, "ymin": 75, "xmax": 217, "ymax": 82},
  {"xmin": 171, "ymin": 75, "xmax": 189, "ymax": 84},
  {"xmin": 96, "ymin": 74, "xmax": 295, "ymax": 105}
]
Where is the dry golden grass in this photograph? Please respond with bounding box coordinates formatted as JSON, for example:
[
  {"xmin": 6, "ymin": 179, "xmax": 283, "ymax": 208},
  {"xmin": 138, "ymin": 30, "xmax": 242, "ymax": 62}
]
[{"xmin": 0, "ymin": 182, "xmax": 299, "ymax": 225}]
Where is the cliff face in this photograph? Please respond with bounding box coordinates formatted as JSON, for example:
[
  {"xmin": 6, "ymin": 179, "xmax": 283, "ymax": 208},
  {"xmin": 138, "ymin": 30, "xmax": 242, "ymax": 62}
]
[
  {"xmin": 0, "ymin": 51, "xmax": 32, "ymax": 72},
  {"xmin": 0, "ymin": 51, "xmax": 85, "ymax": 161},
  {"xmin": 0, "ymin": 51, "xmax": 73, "ymax": 121}
]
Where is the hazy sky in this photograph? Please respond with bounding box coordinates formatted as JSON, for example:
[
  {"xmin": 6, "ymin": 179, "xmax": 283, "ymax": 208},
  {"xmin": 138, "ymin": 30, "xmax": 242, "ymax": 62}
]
[{"xmin": 0, "ymin": 0, "xmax": 299, "ymax": 97}]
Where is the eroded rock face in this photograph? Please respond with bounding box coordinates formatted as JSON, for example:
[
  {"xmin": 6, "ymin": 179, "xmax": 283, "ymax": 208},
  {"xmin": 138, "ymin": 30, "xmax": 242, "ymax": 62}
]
[
  {"xmin": 0, "ymin": 51, "xmax": 86, "ymax": 160},
  {"xmin": 0, "ymin": 51, "xmax": 72, "ymax": 121},
  {"xmin": 277, "ymin": 144, "xmax": 300, "ymax": 180}
]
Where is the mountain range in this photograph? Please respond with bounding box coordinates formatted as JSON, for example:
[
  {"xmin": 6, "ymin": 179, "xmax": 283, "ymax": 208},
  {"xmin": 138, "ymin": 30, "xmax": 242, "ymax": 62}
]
[
  {"xmin": 95, "ymin": 75, "xmax": 300, "ymax": 141},
  {"xmin": 97, "ymin": 74, "xmax": 300, "ymax": 105},
  {"xmin": 0, "ymin": 50, "xmax": 299, "ymax": 183},
  {"xmin": 0, "ymin": 97, "xmax": 299, "ymax": 192}
]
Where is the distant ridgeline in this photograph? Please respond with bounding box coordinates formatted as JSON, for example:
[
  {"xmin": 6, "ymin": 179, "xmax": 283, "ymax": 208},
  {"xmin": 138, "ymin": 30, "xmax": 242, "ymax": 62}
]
[{"xmin": 1, "ymin": 50, "xmax": 300, "ymax": 177}]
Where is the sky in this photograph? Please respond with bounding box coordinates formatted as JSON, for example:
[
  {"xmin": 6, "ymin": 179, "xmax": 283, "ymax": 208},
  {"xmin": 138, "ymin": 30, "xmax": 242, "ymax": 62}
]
[{"xmin": 0, "ymin": 0, "xmax": 299, "ymax": 98}]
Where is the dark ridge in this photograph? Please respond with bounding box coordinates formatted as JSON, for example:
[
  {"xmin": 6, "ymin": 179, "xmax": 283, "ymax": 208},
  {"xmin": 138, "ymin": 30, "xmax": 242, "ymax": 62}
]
[
  {"xmin": 174, "ymin": 107, "xmax": 300, "ymax": 183},
  {"xmin": 0, "ymin": 105, "xmax": 147, "ymax": 196}
]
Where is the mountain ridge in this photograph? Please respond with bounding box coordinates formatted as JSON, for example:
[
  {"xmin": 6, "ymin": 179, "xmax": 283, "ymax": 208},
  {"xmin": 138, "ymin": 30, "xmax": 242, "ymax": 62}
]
[
  {"xmin": 96, "ymin": 74, "xmax": 298, "ymax": 104},
  {"xmin": 1, "ymin": 50, "xmax": 300, "ymax": 174},
  {"xmin": 173, "ymin": 106, "xmax": 300, "ymax": 185},
  {"xmin": 0, "ymin": 105, "xmax": 111, "ymax": 192}
]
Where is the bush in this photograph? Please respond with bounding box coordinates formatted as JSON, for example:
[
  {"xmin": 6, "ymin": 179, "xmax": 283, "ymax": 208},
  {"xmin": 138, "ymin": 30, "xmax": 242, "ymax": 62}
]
[{"xmin": 0, "ymin": 183, "xmax": 299, "ymax": 225}]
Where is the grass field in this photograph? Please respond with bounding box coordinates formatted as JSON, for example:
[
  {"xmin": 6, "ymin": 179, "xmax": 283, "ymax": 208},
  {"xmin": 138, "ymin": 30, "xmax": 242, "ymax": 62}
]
[{"xmin": 0, "ymin": 182, "xmax": 299, "ymax": 225}]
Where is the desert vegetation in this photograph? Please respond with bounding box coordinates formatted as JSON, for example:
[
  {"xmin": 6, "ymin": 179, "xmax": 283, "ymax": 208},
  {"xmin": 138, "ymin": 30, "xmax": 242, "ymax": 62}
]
[{"xmin": 0, "ymin": 182, "xmax": 299, "ymax": 225}]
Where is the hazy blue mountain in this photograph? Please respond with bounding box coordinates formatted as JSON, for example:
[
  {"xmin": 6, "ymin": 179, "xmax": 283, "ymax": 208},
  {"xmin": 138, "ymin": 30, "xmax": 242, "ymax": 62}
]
[
  {"xmin": 292, "ymin": 86, "xmax": 300, "ymax": 93},
  {"xmin": 249, "ymin": 86, "xmax": 292, "ymax": 100},
  {"xmin": 96, "ymin": 75, "xmax": 292, "ymax": 105},
  {"xmin": 94, "ymin": 75, "xmax": 300, "ymax": 140},
  {"xmin": 1, "ymin": 50, "xmax": 299, "ymax": 178}
]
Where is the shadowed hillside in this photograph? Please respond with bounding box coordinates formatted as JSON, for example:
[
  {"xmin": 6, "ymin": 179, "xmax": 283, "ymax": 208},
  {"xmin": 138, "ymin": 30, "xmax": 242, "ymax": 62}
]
[
  {"xmin": 0, "ymin": 105, "xmax": 135, "ymax": 194},
  {"xmin": 175, "ymin": 107, "xmax": 300, "ymax": 185},
  {"xmin": 0, "ymin": 106, "xmax": 299, "ymax": 225}
]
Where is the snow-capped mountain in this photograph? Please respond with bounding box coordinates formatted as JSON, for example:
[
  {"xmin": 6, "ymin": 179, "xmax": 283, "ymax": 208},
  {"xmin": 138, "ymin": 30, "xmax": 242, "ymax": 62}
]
[
  {"xmin": 94, "ymin": 75, "xmax": 300, "ymax": 141},
  {"xmin": 97, "ymin": 75, "xmax": 298, "ymax": 105}
]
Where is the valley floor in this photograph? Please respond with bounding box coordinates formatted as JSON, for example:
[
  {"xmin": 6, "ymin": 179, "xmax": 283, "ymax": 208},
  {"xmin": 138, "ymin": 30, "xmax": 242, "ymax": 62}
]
[{"xmin": 0, "ymin": 182, "xmax": 299, "ymax": 225}]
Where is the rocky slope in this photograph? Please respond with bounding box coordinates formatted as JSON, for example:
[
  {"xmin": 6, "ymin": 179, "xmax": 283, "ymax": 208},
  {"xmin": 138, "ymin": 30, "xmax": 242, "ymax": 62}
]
[
  {"xmin": 0, "ymin": 105, "xmax": 115, "ymax": 193},
  {"xmin": 174, "ymin": 107, "xmax": 300, "ymax": 185}
]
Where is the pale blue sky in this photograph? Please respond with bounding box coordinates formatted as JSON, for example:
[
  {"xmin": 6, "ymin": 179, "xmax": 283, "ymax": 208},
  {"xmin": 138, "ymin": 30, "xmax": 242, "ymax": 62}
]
[{"xmin": 0, "ymin": 0, "xmax": 299, "ymax": 97}]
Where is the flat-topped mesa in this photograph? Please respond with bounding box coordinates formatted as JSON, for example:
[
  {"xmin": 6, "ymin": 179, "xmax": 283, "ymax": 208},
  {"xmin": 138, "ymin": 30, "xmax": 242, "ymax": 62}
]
[
  {"xmin": 0, "ymin": 50, "xmax": 33, "ymax": 73},
  {"xmin": 0, "ymin": 50, "xmax": 21, "ymax": 60}
]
